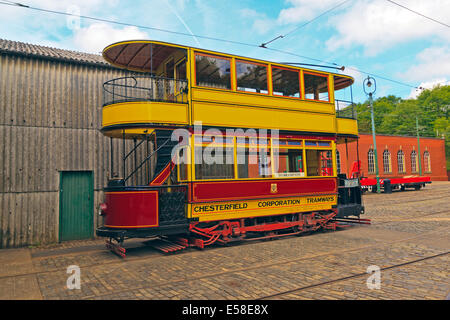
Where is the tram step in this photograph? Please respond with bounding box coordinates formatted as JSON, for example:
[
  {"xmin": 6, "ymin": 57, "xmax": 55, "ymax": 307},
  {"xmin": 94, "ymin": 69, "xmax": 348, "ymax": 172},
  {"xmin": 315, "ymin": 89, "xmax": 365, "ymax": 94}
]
[{"xmin": 149, "ymin": 238, "xmax": 188, "ymax": 253}]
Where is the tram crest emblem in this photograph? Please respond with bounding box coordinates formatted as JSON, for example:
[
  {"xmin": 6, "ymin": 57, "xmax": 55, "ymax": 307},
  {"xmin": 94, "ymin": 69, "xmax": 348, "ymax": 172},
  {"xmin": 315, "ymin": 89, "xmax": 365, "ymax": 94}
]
[{"xmin": 270, "ymin": 183, "xmax": 278, "ymax": 194}]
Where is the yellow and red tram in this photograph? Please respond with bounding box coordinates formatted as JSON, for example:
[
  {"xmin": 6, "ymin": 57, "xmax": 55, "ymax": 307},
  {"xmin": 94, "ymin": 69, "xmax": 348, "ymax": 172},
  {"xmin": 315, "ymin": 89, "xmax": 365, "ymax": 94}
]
[{"xmin": 96, "ymin": 40, "xmax": 366, "ymax": 256}]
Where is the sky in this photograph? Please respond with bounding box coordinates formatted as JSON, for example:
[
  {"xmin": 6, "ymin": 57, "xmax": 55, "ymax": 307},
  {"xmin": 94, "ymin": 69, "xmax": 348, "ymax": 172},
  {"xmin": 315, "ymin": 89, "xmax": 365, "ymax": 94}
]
[{"xmin": 0, "ymin": 0, "xmax": 449, "ymax": 103}]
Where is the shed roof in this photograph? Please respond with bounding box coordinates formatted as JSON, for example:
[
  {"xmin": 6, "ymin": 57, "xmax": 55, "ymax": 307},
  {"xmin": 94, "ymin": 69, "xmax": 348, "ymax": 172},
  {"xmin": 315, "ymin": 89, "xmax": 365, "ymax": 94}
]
[{"xmin": 0, "ymin": 38, "xmax": 110, "ymax": 67}]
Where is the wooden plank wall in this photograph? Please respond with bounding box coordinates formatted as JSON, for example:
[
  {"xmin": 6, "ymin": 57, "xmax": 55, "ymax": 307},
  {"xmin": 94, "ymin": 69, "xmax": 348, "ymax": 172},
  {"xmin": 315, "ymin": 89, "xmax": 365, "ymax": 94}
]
[{"xmin": 0, "ymin": 53, "xmax": 155, "ymax": 248}]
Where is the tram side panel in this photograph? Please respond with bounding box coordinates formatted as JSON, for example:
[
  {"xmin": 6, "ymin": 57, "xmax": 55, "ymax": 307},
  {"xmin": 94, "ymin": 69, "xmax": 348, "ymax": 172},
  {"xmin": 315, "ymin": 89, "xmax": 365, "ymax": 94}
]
[{"xmin": 188, "ymin": 178, "xmax": 338, "ymax": 222}]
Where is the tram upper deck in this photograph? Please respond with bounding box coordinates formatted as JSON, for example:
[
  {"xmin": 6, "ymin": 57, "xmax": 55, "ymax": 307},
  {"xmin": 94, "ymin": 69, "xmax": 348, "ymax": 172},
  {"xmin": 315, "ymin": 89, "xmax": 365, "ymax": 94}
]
[{"xmin": 101, "ymin": 40, "xmax": 357, "ymax": 138}]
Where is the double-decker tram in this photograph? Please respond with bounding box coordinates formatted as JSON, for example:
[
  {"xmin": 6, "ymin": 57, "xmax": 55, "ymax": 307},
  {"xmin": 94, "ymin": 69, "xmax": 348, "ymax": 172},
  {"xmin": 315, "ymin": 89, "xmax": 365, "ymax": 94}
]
[{"xmin": 96, "ymin": 40, "xmax": 367, "ymax": 256}]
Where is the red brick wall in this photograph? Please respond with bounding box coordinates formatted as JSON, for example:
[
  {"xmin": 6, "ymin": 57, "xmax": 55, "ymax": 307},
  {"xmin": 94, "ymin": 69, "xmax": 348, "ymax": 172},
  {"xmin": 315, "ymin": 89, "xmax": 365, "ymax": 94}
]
[{"xmin": 337, "ymin": 134, "xmax": 448, "ymax": 181}]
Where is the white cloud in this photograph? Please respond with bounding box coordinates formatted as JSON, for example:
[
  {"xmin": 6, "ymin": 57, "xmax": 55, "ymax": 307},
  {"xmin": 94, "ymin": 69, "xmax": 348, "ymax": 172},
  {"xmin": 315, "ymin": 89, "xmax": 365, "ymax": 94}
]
[
  {"xmin": 341, "ymin": 65, "xmax": 365, "ymax": 84},
  {"xmin": 277, "ymin": 0, "xmax": 345, "ymax": 24},
  {"xmin": 408, "ymin": 78, "xmax": 448, "ymax": 99},
  {"xmin": 238, "ymin": 8, "xmax": 277, "ymax": 36},
  {"xmin": 325, "ymin": 0, "xmax": 450, "ymax": 56},
  {"xmin": 73, "ymin": 23, "xmax": 148, "ymax": 53},
  {"xmin": 400, "ymin": 47, "xmax": 450, "ymax": 82}
]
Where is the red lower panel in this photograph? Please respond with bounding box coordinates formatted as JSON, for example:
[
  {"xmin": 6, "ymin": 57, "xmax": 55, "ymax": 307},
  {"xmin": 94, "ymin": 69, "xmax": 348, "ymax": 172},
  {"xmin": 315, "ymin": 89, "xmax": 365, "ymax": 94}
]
[
  {"xmin": 103, "ymin": 191, "xmax": 158, "ymax": 228},
  {"xmin": 192, "ymin": 178, "xmax": 337, "ymax": 202}
]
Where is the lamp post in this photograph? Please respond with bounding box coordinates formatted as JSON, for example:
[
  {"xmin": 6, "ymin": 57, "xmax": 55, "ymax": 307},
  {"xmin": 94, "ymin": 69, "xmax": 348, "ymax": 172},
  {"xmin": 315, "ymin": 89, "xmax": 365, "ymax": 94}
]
[
  {"xmin": 364, "ymin": 76, "xmax": 381, "ymax": 193},
  {"xmin": 416, "ymin": 116, "xmax": 422, "ymax": 176}
]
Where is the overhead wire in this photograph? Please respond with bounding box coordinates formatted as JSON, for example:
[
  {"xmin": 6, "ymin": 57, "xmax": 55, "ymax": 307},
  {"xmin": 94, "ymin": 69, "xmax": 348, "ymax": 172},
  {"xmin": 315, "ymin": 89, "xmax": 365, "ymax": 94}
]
[
  {"xmin": 260, "ymin": 0, "xmax": 352, "ymax": 48},
  {"xmin": 0, "ymin": 0, "xmax": 424, "ymax": 89},
  {"xmin": 386, "ymin": 0, "xmax": 449, "ymax": 28}
]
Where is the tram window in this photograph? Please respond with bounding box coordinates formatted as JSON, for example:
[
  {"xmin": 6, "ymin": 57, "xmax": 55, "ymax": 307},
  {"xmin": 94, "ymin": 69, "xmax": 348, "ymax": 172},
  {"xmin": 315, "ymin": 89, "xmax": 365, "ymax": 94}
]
[
  {"xmin": 236, "ymin": 60, "xmax": 268, "ymax": 94},
  {"xmin": 195, "ymin": 53, "xmax": 231, "ymax": 89},
  {"xmin": 318, "ymin": 141, "xmax": 330, "ymax": 146},
  {"xmin": 237, "ymin": 146, "xmax": 272, "ymax": 178},
  {"xmin": 175, "ymin": 59, "xmax": 187, "ymax": 80},
  {"xmin": 178, "ymin": 147, "xmax": 188, "ymax": 181},
  {"xmin": 273, "ymin": 149, "xmax": 304, "ymax": 178},
  {"xmin": 304, "ymin": 73, "xmax": 329, "ymax": 102},
  {"xmin": 306, "ymin": 150, "xmax": 333, "ymax": 176},
  {"xmin": 272, "ymin": 67, "xmax": 300, "ymax": 98},
  {"xmin": 305, "ymin": 140, "xmax": 318, "ymax": 146},
  {"xmin": 277, "ymin": 139, "xmax": 302, "ymax": 146},
  {"xmin": 194, "ymin": 146, "xmax": 234, "ymax": 180},
  {"xmin": 165, "ymin": 59, "xmax": 175, "ymax": 78}
]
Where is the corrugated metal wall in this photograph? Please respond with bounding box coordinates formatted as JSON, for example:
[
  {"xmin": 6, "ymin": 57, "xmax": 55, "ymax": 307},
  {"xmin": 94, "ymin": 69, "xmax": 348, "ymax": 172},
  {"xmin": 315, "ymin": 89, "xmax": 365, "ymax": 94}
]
[{"xmin": 0, "ymin": 53, "xmax": 154, "ymax": 248}]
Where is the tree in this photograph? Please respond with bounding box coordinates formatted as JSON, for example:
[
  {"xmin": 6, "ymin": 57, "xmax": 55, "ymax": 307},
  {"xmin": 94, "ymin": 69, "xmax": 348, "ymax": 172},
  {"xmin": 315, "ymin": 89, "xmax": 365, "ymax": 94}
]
[{"xmin": 351, "ymin": 85, "xmax": 449, "ymax": 169}]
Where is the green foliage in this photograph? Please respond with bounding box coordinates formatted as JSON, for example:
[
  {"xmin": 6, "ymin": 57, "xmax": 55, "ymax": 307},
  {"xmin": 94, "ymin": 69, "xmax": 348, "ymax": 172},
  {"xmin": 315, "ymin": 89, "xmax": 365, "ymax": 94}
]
[{"xmin": 347, "ymin": 85, "xmax": 450, "ymax": 169}]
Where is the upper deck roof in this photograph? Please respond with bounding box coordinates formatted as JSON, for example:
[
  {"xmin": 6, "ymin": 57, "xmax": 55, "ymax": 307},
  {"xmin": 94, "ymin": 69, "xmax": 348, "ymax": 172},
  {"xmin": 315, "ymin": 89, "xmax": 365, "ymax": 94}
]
[{"xmin": 102, "ymin": 40, "xmax": 354, "ymax": 90}]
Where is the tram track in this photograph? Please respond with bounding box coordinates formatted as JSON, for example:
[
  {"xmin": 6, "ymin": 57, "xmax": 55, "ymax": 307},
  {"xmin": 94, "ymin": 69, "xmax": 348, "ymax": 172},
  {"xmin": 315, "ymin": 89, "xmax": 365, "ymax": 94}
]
[
  {"xmin": 4, "ymin": 209, "xmax": 448, "ymax": 284},
  {"xmin": 369, "ymin": 209, "xmax": 450, "ymax": 225},
  {"xmin": 256, "ymin": 251, "xmax": 449, "ymax": 300},
  {"xmin": 2, "ymin": 223, "xmax": 447, "ymax": 299},
  {"xmin": 72, "ymin": 225, "xmax": 449, "ymax": 299},
  {"xmin": 27, "ymin": 196, "xmax": 449, "ymax": 261},
  {"xmin": 363, "ymin": 194, "xmax": 449, "ymax": 206}
]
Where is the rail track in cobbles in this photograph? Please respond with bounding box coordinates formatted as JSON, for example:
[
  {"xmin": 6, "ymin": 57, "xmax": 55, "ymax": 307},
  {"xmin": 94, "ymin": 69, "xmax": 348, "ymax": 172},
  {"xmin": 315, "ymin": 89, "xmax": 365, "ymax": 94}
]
[
  {"xmin": 256, "ymin": 251, "xmax": 449, "ymax": 300},
  {"xmin": 28, "ymin": 223, "xmax": 448, "ymax": 300},
  {"xmin": 2, "ymin": 182, "xmax": 449, "ymax": 300},
  {"xmin": 2, "ymin": 208, "xmax": 446, "ymax": 282}
]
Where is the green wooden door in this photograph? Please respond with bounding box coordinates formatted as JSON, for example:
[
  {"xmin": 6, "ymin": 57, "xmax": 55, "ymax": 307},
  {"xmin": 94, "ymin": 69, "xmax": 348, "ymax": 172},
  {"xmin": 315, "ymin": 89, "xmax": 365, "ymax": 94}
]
[{"xmin": 59, "ymin": 171, "xmax": 94, "ymax": 241}]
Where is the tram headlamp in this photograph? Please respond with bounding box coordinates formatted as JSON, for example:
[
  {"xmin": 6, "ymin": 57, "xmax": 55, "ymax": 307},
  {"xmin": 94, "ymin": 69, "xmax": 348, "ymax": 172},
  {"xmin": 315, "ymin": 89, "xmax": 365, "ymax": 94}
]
[{"xmin": 99, "ymin": 203, "xmax": 107, "ymax": 215}]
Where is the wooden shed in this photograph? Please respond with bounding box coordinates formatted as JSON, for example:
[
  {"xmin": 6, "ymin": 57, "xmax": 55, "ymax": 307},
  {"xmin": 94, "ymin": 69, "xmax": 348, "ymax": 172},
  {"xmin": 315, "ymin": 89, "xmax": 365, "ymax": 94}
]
[{"xmin": 0, "ymin": 39, "xmax": 151, "ymax": 247}]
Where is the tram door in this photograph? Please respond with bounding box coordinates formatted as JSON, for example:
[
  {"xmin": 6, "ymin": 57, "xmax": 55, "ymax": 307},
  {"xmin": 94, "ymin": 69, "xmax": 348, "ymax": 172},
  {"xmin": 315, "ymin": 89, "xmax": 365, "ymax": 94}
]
[{"xmin": 59, "ymin": 171, "xmax": 94, "ymax": 241}]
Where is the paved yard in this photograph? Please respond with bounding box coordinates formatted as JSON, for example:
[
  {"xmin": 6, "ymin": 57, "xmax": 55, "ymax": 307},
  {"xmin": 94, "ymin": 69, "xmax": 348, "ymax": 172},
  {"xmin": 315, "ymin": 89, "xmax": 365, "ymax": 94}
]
[{"xmin": 0, "ymin": 181, "xmax": 448, "ymax": 300}]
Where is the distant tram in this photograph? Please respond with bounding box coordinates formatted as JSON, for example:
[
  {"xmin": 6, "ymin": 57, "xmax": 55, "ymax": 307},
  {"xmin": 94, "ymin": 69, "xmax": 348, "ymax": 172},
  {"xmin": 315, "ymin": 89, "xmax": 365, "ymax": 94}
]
[{"xmin": 96, "ymin": 40, "xmax": 367, "ymax": 256}]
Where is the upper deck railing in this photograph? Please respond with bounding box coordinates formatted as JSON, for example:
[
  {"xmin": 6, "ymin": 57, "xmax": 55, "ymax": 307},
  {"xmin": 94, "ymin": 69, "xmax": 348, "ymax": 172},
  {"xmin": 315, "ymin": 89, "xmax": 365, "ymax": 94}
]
[
  {"xmin": 335, "ymin": 99, "xmax": 357, "ymax": 120},
  {"xmin": 103, "ymin": 75, "xmax": 188, "ymax": 106}
]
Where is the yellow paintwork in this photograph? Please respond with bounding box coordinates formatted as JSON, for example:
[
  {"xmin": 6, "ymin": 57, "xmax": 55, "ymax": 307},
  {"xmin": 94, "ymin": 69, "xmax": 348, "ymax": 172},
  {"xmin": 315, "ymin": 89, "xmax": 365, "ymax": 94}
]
[
  {"xmin": 184, "ymin": 134, "xmax": 336, "ymax": 182},
  {"xmin": 102, "ymin": 128, "xmax": 155, "ymax": 138},
  {"xmin": 192, "ymin": 101, "xmax": 336, "ymax": 132},
  {"xmin": 102, "ymin": 101, "xmax": 189, "ymax": 129},
  {"xmin": 191, "ymin": 87, "xmax": 334, "ymax": 114},
  {"xmin": 336, "ymin": 118, "xmax": 359, "ymax": 136},
  {"xmin": 101, "ymin": 40, "xmax": 357, "ymax": 137},
  {"xmin": 188, "ymin": 194, "xmax": 337, "ymax": 221}
]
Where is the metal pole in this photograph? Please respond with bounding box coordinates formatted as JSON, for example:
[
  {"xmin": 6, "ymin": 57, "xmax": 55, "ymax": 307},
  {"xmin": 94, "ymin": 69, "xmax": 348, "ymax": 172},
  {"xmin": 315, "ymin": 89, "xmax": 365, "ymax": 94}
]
[
  {"xmin": 123, "ymin": 129, "xmax": 126, "ymax": 182},
  {"xmin": 110, "ymin": 137, "xmax": 114, "ymax": 178},
  {"xmin": 345, "ymin": 138, "xmax": 349, "ymax": 177},
  {"xmin": 416, "ymin": 116, "xmax": 422, "ymax": 176},
  {"xmin": 369, "ymin": 92, "xmax": 381, "ymax": 193},
  {"xmin": 356, "ymin": 137, "xmax": 360, "ymax": 178}
]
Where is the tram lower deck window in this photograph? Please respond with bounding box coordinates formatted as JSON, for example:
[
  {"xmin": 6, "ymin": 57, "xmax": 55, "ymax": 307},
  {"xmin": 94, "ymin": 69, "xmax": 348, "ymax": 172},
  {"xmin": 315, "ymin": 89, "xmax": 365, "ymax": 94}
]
[
  {"xmin": 273, "ymin": 149, "xmax": 304, "ymax": 177},
  {"xmin": 237, "ymin": 147, "xmax": 272, "ymax": 178},
  {"xmin": 194, "ymin": 146, "xmax": 234, "ymax": 180},
  {"xmin": 306, "ymin": 150, "xmax": 333, "ymax": 176}
]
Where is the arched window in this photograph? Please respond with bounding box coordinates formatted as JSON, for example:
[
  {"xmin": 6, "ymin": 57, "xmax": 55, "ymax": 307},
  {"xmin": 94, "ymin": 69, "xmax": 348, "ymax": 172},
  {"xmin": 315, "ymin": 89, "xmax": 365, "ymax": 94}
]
[
  {"xmin": 411, "ymin": 150, "xmax": 418, "ymax": 173},
  {"xmin": 423, "ymin": 151, "xmax": 431, "ymax": 172},
  {"xmin": 336, "ymin": 150, "xmax": 341, "ymax": 174},
  {"xmin": 397, "ymin": 150, "xmax": 405, "ymax": 173},
  {"xmin": 383, "ymin": 149, "xmax": 391, "ymax": 173},
  {"xmin": 368, "ymin": 149, "xmax": 375, "ymax": 174}
]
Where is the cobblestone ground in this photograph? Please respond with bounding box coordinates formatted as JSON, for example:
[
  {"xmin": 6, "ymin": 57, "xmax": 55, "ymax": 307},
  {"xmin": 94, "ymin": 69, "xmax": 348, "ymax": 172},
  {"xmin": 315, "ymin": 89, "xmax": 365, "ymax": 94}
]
[{"xmin": 1, "ymin": 182, "xmax": 449, "ymax": 300}]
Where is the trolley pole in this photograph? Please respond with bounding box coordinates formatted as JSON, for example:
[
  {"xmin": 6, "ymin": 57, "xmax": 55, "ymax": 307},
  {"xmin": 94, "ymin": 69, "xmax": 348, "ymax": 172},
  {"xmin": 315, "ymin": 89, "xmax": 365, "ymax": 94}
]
[
  {"xmin": 416, "ymin": 116, "xmax": 422, "ymax": 176},
  {"xmin": 364, "ymin": 76, "xmax": 381, "ymax": 193}
]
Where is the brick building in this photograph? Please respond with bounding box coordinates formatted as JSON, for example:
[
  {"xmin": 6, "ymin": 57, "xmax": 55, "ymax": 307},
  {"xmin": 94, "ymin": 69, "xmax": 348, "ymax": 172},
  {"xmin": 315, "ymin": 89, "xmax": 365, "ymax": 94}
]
[{"xmin": 337, "ymin": 134, "xmax": 447, "ymax": 181}]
